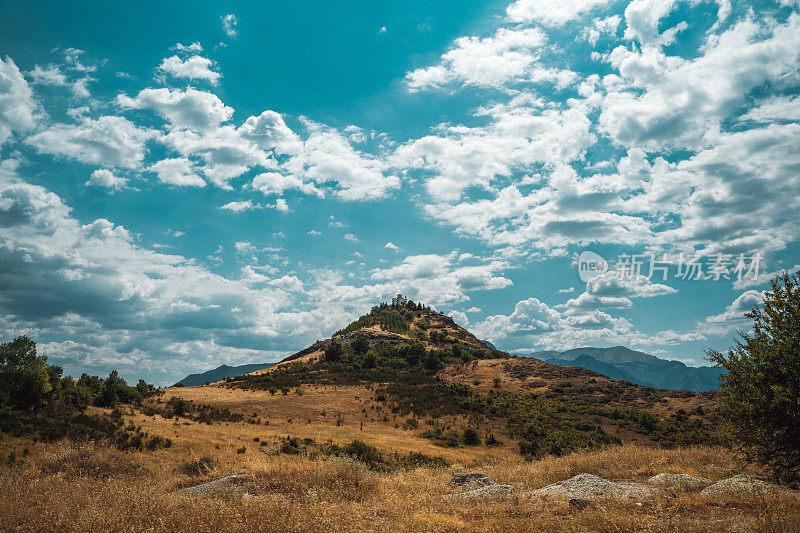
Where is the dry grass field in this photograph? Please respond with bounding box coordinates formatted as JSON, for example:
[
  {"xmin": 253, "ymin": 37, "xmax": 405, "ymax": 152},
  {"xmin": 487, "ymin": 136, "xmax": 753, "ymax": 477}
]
[{"xmin": 1, "ymin": 378, "xmax": 799, "ymax": 532}]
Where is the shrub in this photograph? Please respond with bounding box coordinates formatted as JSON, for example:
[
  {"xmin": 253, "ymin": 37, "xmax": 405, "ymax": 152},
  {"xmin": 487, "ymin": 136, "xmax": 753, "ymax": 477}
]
[
  {"xmin": 324, "ymin": 342, "xmax": 343, "ymax": 362},
  {"xmin": 311, "ymin": 457, "xmax": 378, "ymax": 501},
  {"xmin": 175, "ymin": 456, "xmax": 216, "ymax": 476},
  {"xmin": 462, "ymin": 427, "xmax": 481, "ymax": 446}
]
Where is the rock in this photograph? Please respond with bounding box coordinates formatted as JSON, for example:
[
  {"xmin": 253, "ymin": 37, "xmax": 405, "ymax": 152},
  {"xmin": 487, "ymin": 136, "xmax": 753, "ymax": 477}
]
[
  {"xmin": 177, "ymin": 473, "xmax": 254, "ymax": 498},
  {"xmin": 532, "ymin": 473, "xmax": 657, "ymax": 501},
  {"xmin": 442, "ymin": 484, "xmax": 514, "ymax": 500},
  {"xmin": 647, "ymin": 473, "xmax": 713, "ymax": 492},
  {"xmin": 699, "ymin": 475, "xmax": 794, "ymax": 498},
  {"xmin": 569, "ymin": 498, "xmax": 594, "ymax": 510},
  {"xmin": 448, "ymin": 472, "xmax": 499, "ymax": 491}
]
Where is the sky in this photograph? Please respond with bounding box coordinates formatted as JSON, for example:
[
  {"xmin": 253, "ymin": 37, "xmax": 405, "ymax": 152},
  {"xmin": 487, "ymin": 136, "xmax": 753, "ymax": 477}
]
[{"xmin": 1, "ymin": 0, "xmax": 799, "ymax": 384}]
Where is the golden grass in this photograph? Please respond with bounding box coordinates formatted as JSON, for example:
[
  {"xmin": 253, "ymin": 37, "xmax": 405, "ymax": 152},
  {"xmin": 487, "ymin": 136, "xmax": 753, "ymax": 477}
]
[{"xmin": 1, "ymin": 441, "xmax": 799, "ymax": 532}]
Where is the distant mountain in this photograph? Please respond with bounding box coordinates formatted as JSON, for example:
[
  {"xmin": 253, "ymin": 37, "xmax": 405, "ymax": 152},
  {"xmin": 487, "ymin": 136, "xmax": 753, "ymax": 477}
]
[
  {"xmin": 530, "ymin": 346, "xmax": 723, "ymax": 392},
  {"xmin": 177, "ymin": 363, "xmax": 273, "ymax": 387}
]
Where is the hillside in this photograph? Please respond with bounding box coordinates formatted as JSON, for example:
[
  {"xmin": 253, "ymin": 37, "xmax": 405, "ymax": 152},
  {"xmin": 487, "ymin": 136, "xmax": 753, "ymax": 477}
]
[
  {"xmin": 219, "ymin": 301, "xmax": 719, "ymax": 456},
  {"xmin": 177, "ymin": 362, "xmax": 274, "ymax": 387},
  {"xmin": 533, "ymin": 346, "xmax": 724, "ymax": 392}
]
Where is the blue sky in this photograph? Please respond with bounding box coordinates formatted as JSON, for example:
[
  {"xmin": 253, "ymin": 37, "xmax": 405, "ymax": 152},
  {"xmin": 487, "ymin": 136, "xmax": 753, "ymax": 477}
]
[{"xmin": 1, "ymin": 0, "xmax": 799, "ymax": 384}]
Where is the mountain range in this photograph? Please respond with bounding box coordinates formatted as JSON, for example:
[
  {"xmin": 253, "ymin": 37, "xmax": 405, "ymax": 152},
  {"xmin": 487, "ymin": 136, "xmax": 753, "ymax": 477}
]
[
  {"xmin": 176, "ymin": 362, "xmax": 273, "ymax": 387},
  {"xmin": 530, "ymin": 346, "xmax": 723, "ymax": 392}
]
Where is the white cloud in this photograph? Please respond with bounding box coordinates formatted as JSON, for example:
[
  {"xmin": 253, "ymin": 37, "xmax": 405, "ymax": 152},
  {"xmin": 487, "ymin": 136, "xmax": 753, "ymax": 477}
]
[
  {"xmin": 220, "ymin": 199, "xmax": 259, "ymax": 212},
  {"xmin": 27, "ymin": 116, "xmax": 155, "ymax": 169},
  {"xmin": 85, "ymin": 169, "xmax": 126, "ymax": 189},
  {"xmin": 221, "ymin": 14, "xmax": 237, "ymax": 37},
  {"xmin": 282, "ymin": 119, "xmax": 399, "ymax": 201},
  {"xmin": 406, "ymin": 27, "xmax": 547, "ymax": 90},
  {"xmin": 582, "ymin": 15, "xmax": 621, "ymax": 45},
  {"xmin": 117, "ymin": 87, "xmax": 233, "ymax": 130},
  {"xmin": 395, "ymin": 105, "xmax": 593, "ymax": 202},
  {"xmin": 173, "ymin": 42, "xmax": 203, "ymax": 54},
  {"xmin": 29, "ymin": 64, "xmax": 68, "ymax": 86},
  {"xmin": 157, "ymin": 55, "xmax": 221, "ymax": 85},
  {"xmin": 740, "ymin": 95, "xmax": 800, "ymax": 123},
  {"xmin": 697, "ymin": 290, "xmax": 764, "ymax": 336},
  {"xmin": 600, "ymin": 14, "xmax": 800, "ymax": 150},
  {"xmin": 344, "ymin": 233, "xmax": 358, "ymax": 242},
  {"xmin": 370, "ymin": 253, "xmax": 512, "ymax": 304},
  {"xmin": 385, "ymin": 242, "xmax": 399, "ymax": 251},
  {"xmin": 0, "ymin": 57, "xmax": 36, "ymax": 147},
  {"xmin": 147, "ymin": 157, "xmax": 206, "ymax": 187},
  {"xmin": 448, "ymin": 310, "xmax": 469, "ymax": 327},
  {"xmin": 238, "ymin": 111, "xmax": 303, "ymax": 155},
  {"xmin": 506, "ymin": 0, "xmax": 614, "ymax": 26}
]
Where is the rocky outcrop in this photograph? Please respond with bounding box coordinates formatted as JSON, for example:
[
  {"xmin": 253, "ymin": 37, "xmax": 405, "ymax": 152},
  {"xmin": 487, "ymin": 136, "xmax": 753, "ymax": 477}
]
[
  {"xmin": 647, "ymin": 473, "xmax": 713, "ymax": 492},
  {"xmin": 448, "ymin": 473, "xmax": 499, "ymax": 491},
  {"xmin": 443, "ymin": 472, "xmax": 514, "ymax": 499},
  {"xmin": 443, "ymin": 484, "xmax": 515, "ymax": 500},
  {"xmin": 532, "ymin": 474, "xmax": 657, "ymax": 500},
  {"xmin": 699, "ymin": 475, "xmax": 794, "ymax": 498},
  {"xmin": 177, "ymin": 473, "xmax": 254, "ymax": 498}
]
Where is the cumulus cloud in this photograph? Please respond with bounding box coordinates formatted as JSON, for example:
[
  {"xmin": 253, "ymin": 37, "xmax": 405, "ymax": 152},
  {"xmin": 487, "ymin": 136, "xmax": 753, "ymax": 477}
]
[
  {"xmin": 27, "ymin": 116, "xmax": 155, "ymax": 169},
  {"xmin": 370, "ymin": 253, "xmax": 512, "ymax": 304},
  {"xmin": 282, "ymin": 119, "xmax": 399, "ymax": 200},
  {"xmin": 506, "ymin": 0, "xmax": 614, "ymax": 25},
  {"xmin": 220, "ymin": 199, "xmax": 259, "ymax": 212},
  {"xmin": 0, "ymin": 57, "xmax": 36, "ymax": 147},
  {"xmin": 697, "ymin": 290, "xmax": 765, "ymax": 336},
  {"xmin": 117, "ymin": 87, "xmax": 233, "ymax": 130},
  {"xmin": 406, "ymin": 27, "xmax": 547, "ymax": 90},
  {"xmin": 157, "ymin": 55, "xmax": 221, "ymax": 84},
  {"xmin": 85, "ymin": 169, "xmax": 126, "ymax": 189},
  {"xmin": 147, "ymin": 157, "xmax": 206, "ymax": 187}
]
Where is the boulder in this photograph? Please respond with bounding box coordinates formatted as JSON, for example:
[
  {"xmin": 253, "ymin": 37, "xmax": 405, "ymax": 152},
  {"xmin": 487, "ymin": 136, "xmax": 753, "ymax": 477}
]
[
  {"xmin": 448, "ymin": 472, "xmax": 499, "ymax": 491},
  {"xmin": 699, "ymin": 475, "xmax": 794, "ymax": 498},
  {"xmin": 442, "ymin": 484, "xmax": 514, "ymax": 500},
  {"xmin": 177, "ymin": 473, "xmax": 254, "ymax": 498},
  {"xmin": 532, "ymin": 473, "xmax": 657, "ymax": 500},
  {"xmin": 647, "ymin": 473, "xmax": 713, "ymax": 492}
]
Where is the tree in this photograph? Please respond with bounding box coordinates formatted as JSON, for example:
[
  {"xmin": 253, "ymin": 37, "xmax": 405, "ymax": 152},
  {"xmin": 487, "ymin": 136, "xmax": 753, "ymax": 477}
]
[
  {"xmin": 708, "ymin": 270, "xmax": 800, "ymax": 483},
  {"xmin": 0, "ymin": 336, "xmax": 53, "ymax": 410},
  {"xmin": 324, "ymin": 341, "xmax": 344, "ymax": 362},
  {"xmin": 351, "ymin": 337, "xmax": 370, "ymax": 355}
]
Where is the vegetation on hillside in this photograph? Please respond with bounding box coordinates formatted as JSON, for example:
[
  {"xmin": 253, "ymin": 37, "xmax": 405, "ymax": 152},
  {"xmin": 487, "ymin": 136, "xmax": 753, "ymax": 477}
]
[
  {"xmin": 228, "ymin": 322, "xmax": 717, "ymax": 458},
  {"xmin": 0, "ymin": 336, "xmax": 170, "ymax": 449},
  {"xmin": 708, "ymin": 270, "xmax": 800, "ymax": 484}
]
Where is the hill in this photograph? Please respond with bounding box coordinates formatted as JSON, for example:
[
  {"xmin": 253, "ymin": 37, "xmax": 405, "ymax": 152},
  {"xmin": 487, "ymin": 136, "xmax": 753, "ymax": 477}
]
[
  {"xmin": 221, "ymin": 301, "xmax": 719, "ymax": 456},
  {"xmin": 177, "ymin": 362, "xmax": 274, "ymax": 387},
  {"xmin": 532, "ymin": 346, "xmax": 724, "ymax": 392}
]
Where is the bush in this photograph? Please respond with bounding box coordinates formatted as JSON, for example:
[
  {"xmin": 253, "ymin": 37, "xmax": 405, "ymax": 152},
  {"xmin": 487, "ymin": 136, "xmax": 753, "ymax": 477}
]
[
  {"xmin": 708, "ymin": 270, "xmax": 800, "ymax": 483},
  {"xmin": 462, "ymin": 427, "xmax": 480, "ymax": 446},
  {"xmin": 324, "ymin": 342, "xmax": 343, "ymax": 362},
  {"xmin": 311, "ymin": 457, "xmax": 378, "ymax": 501},
  {"xmin": 175, "ymin": 456, "xmax": 216, "ymax": 476}
]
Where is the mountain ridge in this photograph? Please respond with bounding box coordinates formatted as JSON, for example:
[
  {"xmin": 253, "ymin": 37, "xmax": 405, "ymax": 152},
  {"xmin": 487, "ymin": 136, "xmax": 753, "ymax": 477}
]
[
  {"xmin": 529, "ymin": 346, "xmax": 723, "ymax": 392},
  {"xmin": 177, "ymin": 362, "xmax": 274, "ymax": 387}
]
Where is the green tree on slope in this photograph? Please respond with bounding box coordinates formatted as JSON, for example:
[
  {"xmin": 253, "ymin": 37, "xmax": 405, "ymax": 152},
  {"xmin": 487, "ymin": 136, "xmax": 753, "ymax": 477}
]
[{"xmin": 708, "ymin": 270, "xmax": 800, "ymax": 484}]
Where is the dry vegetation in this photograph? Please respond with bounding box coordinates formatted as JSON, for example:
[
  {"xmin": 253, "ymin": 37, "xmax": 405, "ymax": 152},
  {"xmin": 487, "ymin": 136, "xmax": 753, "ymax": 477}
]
[
  {"xmin": 2, "ymin": 437, "xmax": 799, "ymax": 532},
  {"xmin": 1, "ymin": 376, "xmax": 798, "ymax": 532}
]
